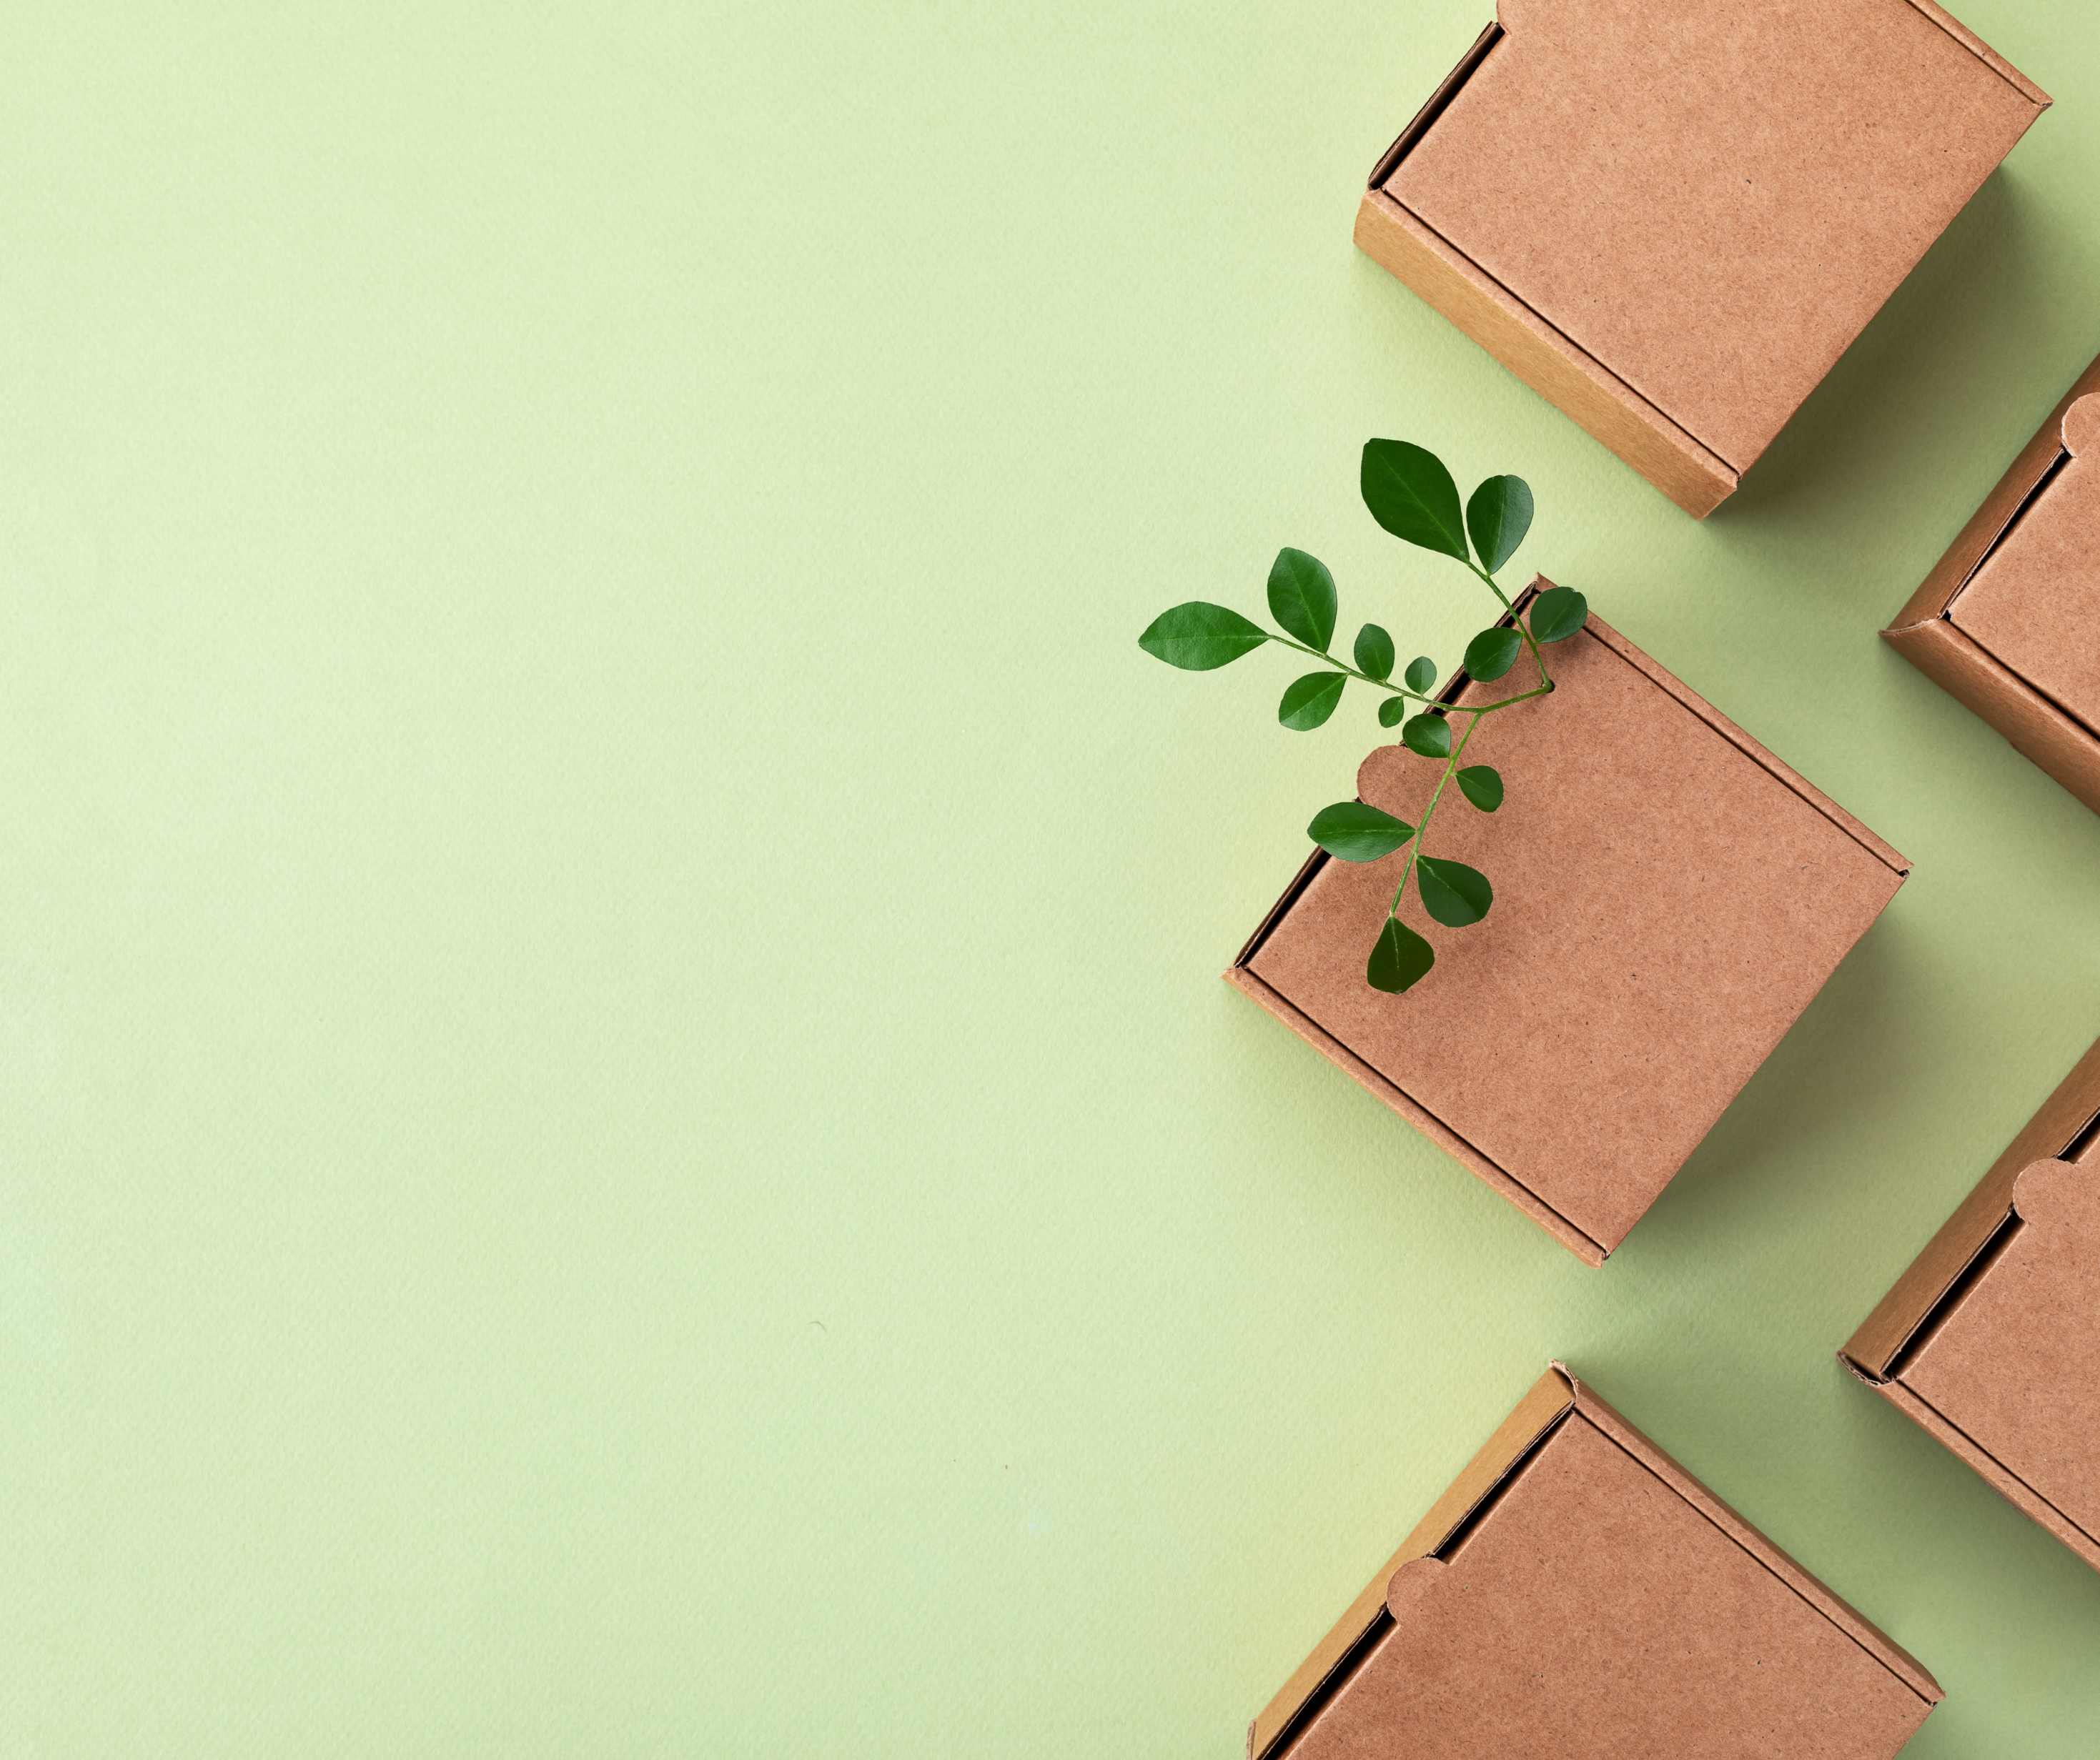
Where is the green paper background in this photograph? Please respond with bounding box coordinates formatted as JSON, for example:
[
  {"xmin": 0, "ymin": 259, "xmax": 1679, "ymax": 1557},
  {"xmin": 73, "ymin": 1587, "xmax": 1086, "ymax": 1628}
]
[{"xmin": 5, "ymin": 1, "xmax": 2098, "ymax": 1752}]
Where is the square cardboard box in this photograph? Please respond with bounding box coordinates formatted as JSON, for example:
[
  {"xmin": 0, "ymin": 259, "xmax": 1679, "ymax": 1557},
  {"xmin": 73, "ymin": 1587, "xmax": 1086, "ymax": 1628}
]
[
  {"xmin": 1250, "ymin": 1363, "xmax": 1941, "ymax": 1760},
  {"xmin": 1842, "ymin": 1036, "xmax": 2100, "ymax": 1571},
  {"xmin": 1883, "ymin": 352, "xmax": 2100, "ymax": 815},
  {"xmin": 1229, "ymin": 583, "xmax": 1908, "ymax": 1266},
  {"xmin": 1354, "ymin": 0, "xmax": 2047, "ymax": 517}
]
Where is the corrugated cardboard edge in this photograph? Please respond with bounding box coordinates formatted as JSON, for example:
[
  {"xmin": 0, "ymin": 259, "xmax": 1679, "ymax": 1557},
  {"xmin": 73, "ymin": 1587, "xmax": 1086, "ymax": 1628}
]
[
  {"xmin": 1842, "ymin": 1034, "xmax": 2100, "ymax": 1378},
  {"xmin": 1245, "ymin": 1366, "xmax": 1579, "ymax": 1760},
  {"xmin": 1247, "ymin": 1362, "xmax": 1939, "ymax": 1759},
  {"xmin": 1352, "ymin": 191, "xmax": 1735, "ymax": 519},
  {"xmin": 1871, "ymin": 1377, "xmax": 2100, "ymax": 1573},
  {"xmin": 1564, "ymin": 1368, "xmax": 1942, "ymax": 1709},
  {"xmin": 1227, "ymin": 582, "xmax": 1908, "ymax": 1266},
  {"xmin": 1885, "ymin": 352, "xmax": 2100, "ymax": 815}
]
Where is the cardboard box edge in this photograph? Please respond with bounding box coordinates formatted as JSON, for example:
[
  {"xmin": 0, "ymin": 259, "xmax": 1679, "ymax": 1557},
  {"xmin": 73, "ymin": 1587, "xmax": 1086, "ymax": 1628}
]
[
  {"xmin": 1869, "ymin": 1378, "xmax": 2100, "ymax": 1572},
  {"xmin": 1888, "ymin": 351, "xmax": 2100, "ymax": 632},
  {"xmin": 1901, "ymin": 0, "xmax": 2051, "ymax": 106},
  {"xmin": 1352, "ymin": 191, "xmax": 1735, "ymax": 518},
  {"xmin": 1585, "ymin": 611, "xmax": 1911, "ymax": 876},
  {"xmin": 1567, "ymin": 1370, "xmax": 1943, "ymax": 1707},
  {"xmin": 1246, "ymin": 1366, "xmax": 1578, "ymax": 1760},
  {"xmin": 1844, "ymin": 1034, "xmax": 2100, "ymax": 1376}
]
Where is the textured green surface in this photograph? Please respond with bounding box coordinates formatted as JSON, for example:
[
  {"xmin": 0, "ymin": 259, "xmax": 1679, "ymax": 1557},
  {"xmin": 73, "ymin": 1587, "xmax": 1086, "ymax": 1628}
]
[{"xmin": 5, "ymin": 3, "xmax": 2099, "ymax": 1754}]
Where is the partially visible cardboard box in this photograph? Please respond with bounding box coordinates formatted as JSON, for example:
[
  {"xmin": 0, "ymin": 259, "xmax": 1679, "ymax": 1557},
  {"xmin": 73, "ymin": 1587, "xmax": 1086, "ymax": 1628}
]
[
  {"xmin": 1883, "ymin": 352, "xmax": 2100, "ymax": 815},
  {"xmin": 1229, "ymin": 582, "xmax": 1907, "ymax": 1265},
  {"xmin": 1355, "ymin": 0, "xmax": 2047, "ymax": 517},
  {"xmin": 1842, "ymin": 1037, "xmax": 2100, "ymax": 1572},
  {"xmin": 1251, "ymin": 1363, "xmax": 1941, "ymax": 1760}
]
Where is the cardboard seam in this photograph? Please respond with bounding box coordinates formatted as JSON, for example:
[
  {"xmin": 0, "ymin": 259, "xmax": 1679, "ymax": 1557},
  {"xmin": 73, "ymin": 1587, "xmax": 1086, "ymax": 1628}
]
[
  {"xmin": 1888, "ymin": 1381, "xmax": 2100, "ymax": 1557},
  {"xmin": 1368, "ymin": 20, "xmax": 1502, "ymax": 189},
  {"xmin": 1891, "ymin": 617, "xmax": 2100, "ymax": 778},
  {"xmin": 1370, "ymin": 193, "xmax": 1740, "ymax": 477},
  {"xmin": 1896, "ymin": 0, "xmax": 2050, "ymax": 105},
  {"xmin": 1430, "ymin": 1406, "xmax": 1575, "ymax": 1561},
  {"xmin": 1878, "ymin": 1208, "xmax": 2024, "ymax": 1382},
  {"xmin": 1249, "ymin": 1609, "xmax": 1395, "ymax": 1760},
  {"xmin": 1573, "ymin": 1411, "xmax": 1938, "ymax": 1709},
  {"xmin": 1586, "ymin": 627, "xmax": 1909, "ymax": 876},
  {"xmin": 1939, "ymin": 447, "xmax": 2073, "ymax": 622},
  {"xmin": 1941, "ymin": 622, "xmax": 2100, "ymax": 750}
]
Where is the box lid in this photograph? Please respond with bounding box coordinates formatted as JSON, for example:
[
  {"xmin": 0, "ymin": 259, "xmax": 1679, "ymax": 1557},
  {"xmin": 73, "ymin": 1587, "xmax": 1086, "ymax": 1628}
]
[
  {"xmin": 1893, "ymin": 1157, "xmax": 2100, "ymax": 1554},
  {"xmin": 1381, "ymin": 0, "xmax": 2045, "ymax": 474},
  {"xmin": 1237, "ymin": 587, "xmax": 1907, "ymax": 1258},
  {"xmin": 1253, "ymin": 1366, "xmax": 1938, "ymax": 1760}
]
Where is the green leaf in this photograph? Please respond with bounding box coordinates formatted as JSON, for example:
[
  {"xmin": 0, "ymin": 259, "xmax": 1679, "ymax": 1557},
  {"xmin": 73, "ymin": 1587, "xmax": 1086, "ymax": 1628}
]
[
  {"xmin": 1530, "ymin": 585, "xmax": 1589, "ymax": 644},
  {"xmin": 1139, "ymin": 602, "xmax": 1271, "ymax": 670},
  {"xmin": 1465, "ymin": 476, "xmax": 1534, "ymax": 575},
  {"xmin": 1378, "ymin": 696, "xmax": 1407, "ymax": 728},
  {"xmin": 1354, "ymin": 622, "xmax": 1395, "ymax": 681},
  {"xmin": 1361, "ymin": 440, "xmax": 1467, "ymax": 561},
  {"xmin": 1403, "ymin": 655, "xmax": 1437, "ymax": 694},
  {"xmin": 1417, "ymin": 857, "xmax": 1492, "ymax": 928},
  {"xmin": 1401, "ymin": 712, "xmax": 1451, "ymax": 759},
  {"xmin": 1278, "ymin": 671, "xmax": 1347, "ymax": 730},
  {"xmin": 1307, "ymin": 802, "xmax": 1415, "ymax": 862},
  {"xmin": 1455, "ymin": 765, "xmax": 1504, "ymax": 812},
  {"xmin": 1464, "ymin": 626, "xmax": 1523, "ymax": 682},
  {"xmin": 1267, "ymin": 548, "xmax": 1337, "ymax": 652},
  {"xmin": 1367, "ymin": 918, "xmax": 1436, "ymax": 994}
]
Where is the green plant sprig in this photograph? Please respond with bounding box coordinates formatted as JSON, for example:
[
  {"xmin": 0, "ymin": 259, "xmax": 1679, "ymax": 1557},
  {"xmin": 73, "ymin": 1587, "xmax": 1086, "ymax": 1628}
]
[{"xmin": 1138, "ymin": 439, "xmax": 1588, "ymax": 995}]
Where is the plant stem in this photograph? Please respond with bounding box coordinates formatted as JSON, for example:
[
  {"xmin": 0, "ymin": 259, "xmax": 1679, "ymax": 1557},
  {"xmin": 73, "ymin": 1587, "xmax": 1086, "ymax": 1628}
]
[
  {"xmin": 1464, "ymin": 560, "xmax": 1550, "ymax": 690},
  {"xmin": 1393, "ymin": 712, "xmax": 1480, "ymax": 919},
  {"xmin": 1265, "ymin": 634, "xmax": 1550, "ymax": 720}
]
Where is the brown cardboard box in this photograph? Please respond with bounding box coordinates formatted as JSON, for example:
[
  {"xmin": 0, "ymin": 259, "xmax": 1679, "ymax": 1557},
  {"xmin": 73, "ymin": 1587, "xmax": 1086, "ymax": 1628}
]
[
  {"xmin": 1229, "ymin": 582, "xmax": 1908, "ymax": 1265},
  {"xmin": 1883, "ymin": 353, "xmax": 2100, "ymax": 815},
  {"xmin": 1250, "ymin": 1363, "xmax": 1942, "ymax": 1760},
  {"xmin": 1355, "ymin": 1, "xmax": 2048, "ymax": 517},
  {"xmin": 1841, "ymin": 1037, "xmax": 2100, "ymax": 1571}
]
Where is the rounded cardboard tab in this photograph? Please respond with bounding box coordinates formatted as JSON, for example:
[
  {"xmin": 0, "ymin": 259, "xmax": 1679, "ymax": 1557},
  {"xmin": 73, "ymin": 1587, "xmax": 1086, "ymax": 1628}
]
[
  {"xmin": 1357, "ymin": 742, "xmax": 1415, "ymax": 812},
  {"xmin": 2062, "ymin": 393, "xmax": 2100, "ymax": 458},
  {"xmin": 1385, "ymin": 1554, "xmax": 1449, "ymax": 1622},
  {"xmin": 2011, "ymin": 1156, "xmax": 2089, "ymax": 1228}
]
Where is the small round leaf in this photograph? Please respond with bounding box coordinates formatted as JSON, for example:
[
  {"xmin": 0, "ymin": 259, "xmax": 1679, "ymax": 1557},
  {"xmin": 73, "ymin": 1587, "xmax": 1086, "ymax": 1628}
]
[
  {"xmin": 1455, "ymin": 765, "xmax": 1504, "ymax": 812},
  {"xmin": 1377, "ymin": 696, "xmax": 1407, "ymax": 729},
  {"xmin": 1465, "ymin": 475, "xmax": 1534, "ymax": 574},
  {"xmin": 1464, "ymin": 626, "xmax": 1523, "ymax": 682},
  {"xmin": 1403, "ymin": 655, "xmax": 1437, "ymax": 694},
  {"xmin": 1400, "ymin": 712, "xmax": 1451, "ymax": 759},
  {"xmin": 1367, "ymin": 917, "xmax": 1436, "ymax": 994},
  {"xmin": 1361, "ymin": 441, "xmax": 1467, "ymax": 561},
  {"xmin": 1529, "ymin": 585, "xmax": 1589, "ymax": 644},
  {"xmin": 1267, "ymin": 548, "xmax": 1338, "ymax": 653},
  {"xmin": 1138, "ymin": 602, "xmax": 1270, "ymax": 670},
  {"xmin": 1278, "ymin": 671, "xmax": 1347, "ymax": 730},
  {"xmin": 1354, "ymin": 622, "xmax": 1395, "ymax": 681},
  {"xmin": 1307, "ymin": 802, "xmax": 1415, "ymax": 862},
  {"xmin": 1416, "ymin": 857, "xmax": 1492, "ymax": 928}
]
